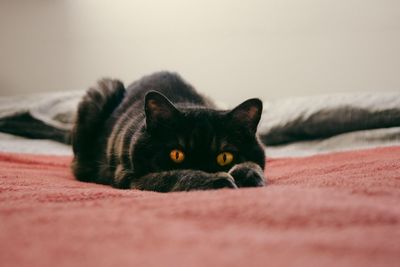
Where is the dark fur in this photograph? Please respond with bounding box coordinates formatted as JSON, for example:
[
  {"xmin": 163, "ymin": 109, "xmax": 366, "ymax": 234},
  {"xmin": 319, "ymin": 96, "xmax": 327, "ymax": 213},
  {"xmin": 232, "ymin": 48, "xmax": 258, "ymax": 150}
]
[{"xmin": 71, "ymin": 72, "xmax": 266, "ymax": 192}]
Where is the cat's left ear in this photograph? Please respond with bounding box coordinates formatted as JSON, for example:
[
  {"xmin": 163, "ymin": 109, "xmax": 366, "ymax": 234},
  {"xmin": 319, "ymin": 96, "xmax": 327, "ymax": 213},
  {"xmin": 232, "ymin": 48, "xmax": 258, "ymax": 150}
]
[
  {"xmin": 145, "ymin": 91, "xmax": 180, "ymax": 130},
  {"xmin": 228, "ymin": 98, "xmax": 263, "ymax": 133}
]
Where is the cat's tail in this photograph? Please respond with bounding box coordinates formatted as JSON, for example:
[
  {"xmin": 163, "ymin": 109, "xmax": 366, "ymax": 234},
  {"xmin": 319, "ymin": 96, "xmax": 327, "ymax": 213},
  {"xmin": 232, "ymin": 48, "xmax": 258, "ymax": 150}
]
[{"xmin": 71, "ymin": 78, "xmax": 126, "ymax": 183}]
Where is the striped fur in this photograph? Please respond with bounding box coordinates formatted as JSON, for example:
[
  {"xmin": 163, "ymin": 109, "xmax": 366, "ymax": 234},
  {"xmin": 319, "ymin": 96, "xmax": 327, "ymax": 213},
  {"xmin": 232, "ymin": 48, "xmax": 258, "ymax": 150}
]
[{"xmin": 71, "ymin": 72, "xmax": 266, "ymax": 192}]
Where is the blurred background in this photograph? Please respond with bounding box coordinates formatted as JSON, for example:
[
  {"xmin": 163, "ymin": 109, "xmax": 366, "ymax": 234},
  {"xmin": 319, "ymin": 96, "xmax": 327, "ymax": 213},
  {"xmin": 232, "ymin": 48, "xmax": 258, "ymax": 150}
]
[{"xmin": 0, "ymin": 0, "xmax": 399, "ymax": 105}]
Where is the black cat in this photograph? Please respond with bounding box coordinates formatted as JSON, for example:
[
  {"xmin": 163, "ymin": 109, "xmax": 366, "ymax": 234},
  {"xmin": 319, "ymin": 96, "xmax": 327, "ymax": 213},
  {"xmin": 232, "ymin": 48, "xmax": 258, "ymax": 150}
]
[{"xmin": 71, "ymin": 72, "xmax": 266, "ymax": 192}]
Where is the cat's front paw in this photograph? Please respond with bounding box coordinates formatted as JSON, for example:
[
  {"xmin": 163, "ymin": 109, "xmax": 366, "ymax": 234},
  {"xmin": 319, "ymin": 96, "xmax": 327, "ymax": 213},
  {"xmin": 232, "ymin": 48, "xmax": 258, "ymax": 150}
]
[
  {"xmin": 208, "ymin": 172, "xmax": 238, "ymax": 190},
  {"xmin": 170, "ymin": 171, "xmax": 237, "ymax": 192},
  {"xmin": 229, "ymin": 162, "xmax": 266, "ymax": 188}
]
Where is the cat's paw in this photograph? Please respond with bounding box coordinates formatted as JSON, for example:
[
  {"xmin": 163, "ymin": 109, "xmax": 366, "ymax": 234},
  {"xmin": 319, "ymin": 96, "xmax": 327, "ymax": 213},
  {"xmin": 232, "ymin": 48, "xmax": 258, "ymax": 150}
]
[
  {"xmin": 168, "ymin": 170, "xmax": 237, "ymax": 192},
  {"xmin": 186, "ymin": 171, "xmax": 238, "ymax": 191},
  {"xmin": 229, "ymin": 162, "xmax": 266, "ymax": 188},
  {"xmin": 208, "ymin": 172, "xmax": 238, "ymax": 190}
]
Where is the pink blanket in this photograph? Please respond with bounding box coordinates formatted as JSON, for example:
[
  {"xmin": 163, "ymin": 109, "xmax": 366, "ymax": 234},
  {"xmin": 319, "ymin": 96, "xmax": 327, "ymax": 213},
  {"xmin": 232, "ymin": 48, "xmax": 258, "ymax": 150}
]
[{"xmin": 1, "ymin": 147, "xmax": 399, "ymax": 267}]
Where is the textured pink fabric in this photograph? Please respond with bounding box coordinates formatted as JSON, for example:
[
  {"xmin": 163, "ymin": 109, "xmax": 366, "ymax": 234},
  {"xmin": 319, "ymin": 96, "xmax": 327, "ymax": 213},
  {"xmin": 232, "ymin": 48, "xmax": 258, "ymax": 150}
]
[{"xmin": 1, "ymin": 147, "xmax": 400, "ymax": 267}]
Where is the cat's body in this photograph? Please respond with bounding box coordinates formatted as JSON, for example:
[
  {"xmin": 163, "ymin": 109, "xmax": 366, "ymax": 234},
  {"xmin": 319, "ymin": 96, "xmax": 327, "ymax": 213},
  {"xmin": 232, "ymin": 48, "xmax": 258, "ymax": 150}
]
[{"xmin": 72, "ymin": 72, "xmax": 266, "ymax": 192}]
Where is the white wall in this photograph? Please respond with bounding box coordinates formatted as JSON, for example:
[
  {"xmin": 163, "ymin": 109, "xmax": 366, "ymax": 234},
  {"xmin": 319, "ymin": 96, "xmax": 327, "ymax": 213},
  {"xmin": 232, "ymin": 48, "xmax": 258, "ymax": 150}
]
[{"xmin": 1, "ymin": 0, "xmax": 400, "ymax": 105}]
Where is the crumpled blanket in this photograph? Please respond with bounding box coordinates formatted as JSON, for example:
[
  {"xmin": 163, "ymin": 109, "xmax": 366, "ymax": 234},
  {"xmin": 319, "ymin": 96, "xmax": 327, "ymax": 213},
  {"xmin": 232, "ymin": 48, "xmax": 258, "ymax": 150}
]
[
  {"xmin": 0, "ymin": 91, "xmax": 82, "ymax": 143},
  {"xmin": 259, "ymin": 92, "xmax": 400, "ymax": 145}
]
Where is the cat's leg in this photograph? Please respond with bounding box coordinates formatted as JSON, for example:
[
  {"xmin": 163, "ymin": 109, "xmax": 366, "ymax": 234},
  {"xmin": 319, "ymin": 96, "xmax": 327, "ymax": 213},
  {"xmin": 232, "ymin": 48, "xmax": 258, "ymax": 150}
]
[
  {"xmin": 130, "ymin": 170, "xmax": 238, "ymax": 192},
  {"xmin": 71, "ymin": 79, "xmax": 125, "ymax": 183},
  {"xmin": 112, "ymin": 164, "xmax": 135, "ymax": 189},
  {"xmin": 229, "ymin": 162, "xmax": 266, "ymax": 188}
]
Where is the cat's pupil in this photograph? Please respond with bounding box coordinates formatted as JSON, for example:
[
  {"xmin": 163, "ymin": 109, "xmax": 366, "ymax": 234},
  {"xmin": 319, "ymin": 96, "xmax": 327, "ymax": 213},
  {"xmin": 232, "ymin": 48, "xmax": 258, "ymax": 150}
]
[
  {"xmin": 223, "ymin": 153, "xmax": 227, "ymax": 162},
  {"xmin": 175, "ymin": 152, "xmax": 179, "ymax": 160}
]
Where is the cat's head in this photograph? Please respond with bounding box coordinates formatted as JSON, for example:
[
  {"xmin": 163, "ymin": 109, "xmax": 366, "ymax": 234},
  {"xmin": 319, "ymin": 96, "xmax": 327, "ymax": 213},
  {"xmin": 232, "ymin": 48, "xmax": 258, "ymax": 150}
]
[{"xmin": 132, "ymin": 91, "xmax": 265, "ymax": 176}]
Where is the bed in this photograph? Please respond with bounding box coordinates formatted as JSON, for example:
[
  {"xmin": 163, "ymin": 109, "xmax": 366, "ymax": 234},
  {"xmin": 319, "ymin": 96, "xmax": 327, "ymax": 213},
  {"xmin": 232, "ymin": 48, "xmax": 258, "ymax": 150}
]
[{"xmin": 1, "ymin": 91, "xmax": 400, "ymax": 267}]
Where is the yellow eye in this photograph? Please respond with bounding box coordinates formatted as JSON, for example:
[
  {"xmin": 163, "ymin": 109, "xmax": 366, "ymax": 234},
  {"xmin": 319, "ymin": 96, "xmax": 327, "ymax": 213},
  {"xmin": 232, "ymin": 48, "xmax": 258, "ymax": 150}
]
[
  {"xmin": 216, "ymin": 152, "xmax": 234, "ymax": 166},
  {"xmin": 170, "ymin": 149, "xmax": 185, "ymax": 163}
]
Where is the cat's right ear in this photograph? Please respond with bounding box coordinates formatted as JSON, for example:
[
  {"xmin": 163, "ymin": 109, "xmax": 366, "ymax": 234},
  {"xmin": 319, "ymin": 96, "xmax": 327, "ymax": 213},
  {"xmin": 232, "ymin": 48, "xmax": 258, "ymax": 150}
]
[
  {"xmin": 228, "ymin": 98, "xmax": 263, "ymax": 134},
  {"xmin": 144, "ymin": 91, "xmax": 180, "ymax": 130}
]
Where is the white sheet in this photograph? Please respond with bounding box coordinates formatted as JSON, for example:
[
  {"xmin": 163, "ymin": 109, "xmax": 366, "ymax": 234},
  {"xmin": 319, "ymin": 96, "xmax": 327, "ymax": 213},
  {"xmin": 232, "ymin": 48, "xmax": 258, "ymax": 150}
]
[
  {"xmin": 265, "ymin": 127, "xmax": 400, "ymax": 157},
  {"xmin": 0, "ymin": 133, "xmax": 71, "ymax": 155}
]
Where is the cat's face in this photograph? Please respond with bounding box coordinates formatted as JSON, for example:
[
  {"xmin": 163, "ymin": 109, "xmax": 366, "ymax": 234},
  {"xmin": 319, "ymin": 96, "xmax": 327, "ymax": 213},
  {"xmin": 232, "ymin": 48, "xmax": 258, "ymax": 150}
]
[{"xmin": 131, "ymin": 91, "xmax": 265, "ymax": 176}]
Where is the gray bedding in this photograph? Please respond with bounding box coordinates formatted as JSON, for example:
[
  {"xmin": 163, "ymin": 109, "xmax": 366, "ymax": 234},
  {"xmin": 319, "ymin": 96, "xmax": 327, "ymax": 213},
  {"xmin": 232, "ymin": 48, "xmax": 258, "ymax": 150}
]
[
  {"xmin": 259, "ymin": 92, "xmax": 400, "ymax": 145},
  {"xmin": 0, "ymin": 91, "xmax": 82, "ymax": 143},
  {"xmin": 0, "ymin": 91, "xmax": 399, "ymax": 157}
]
